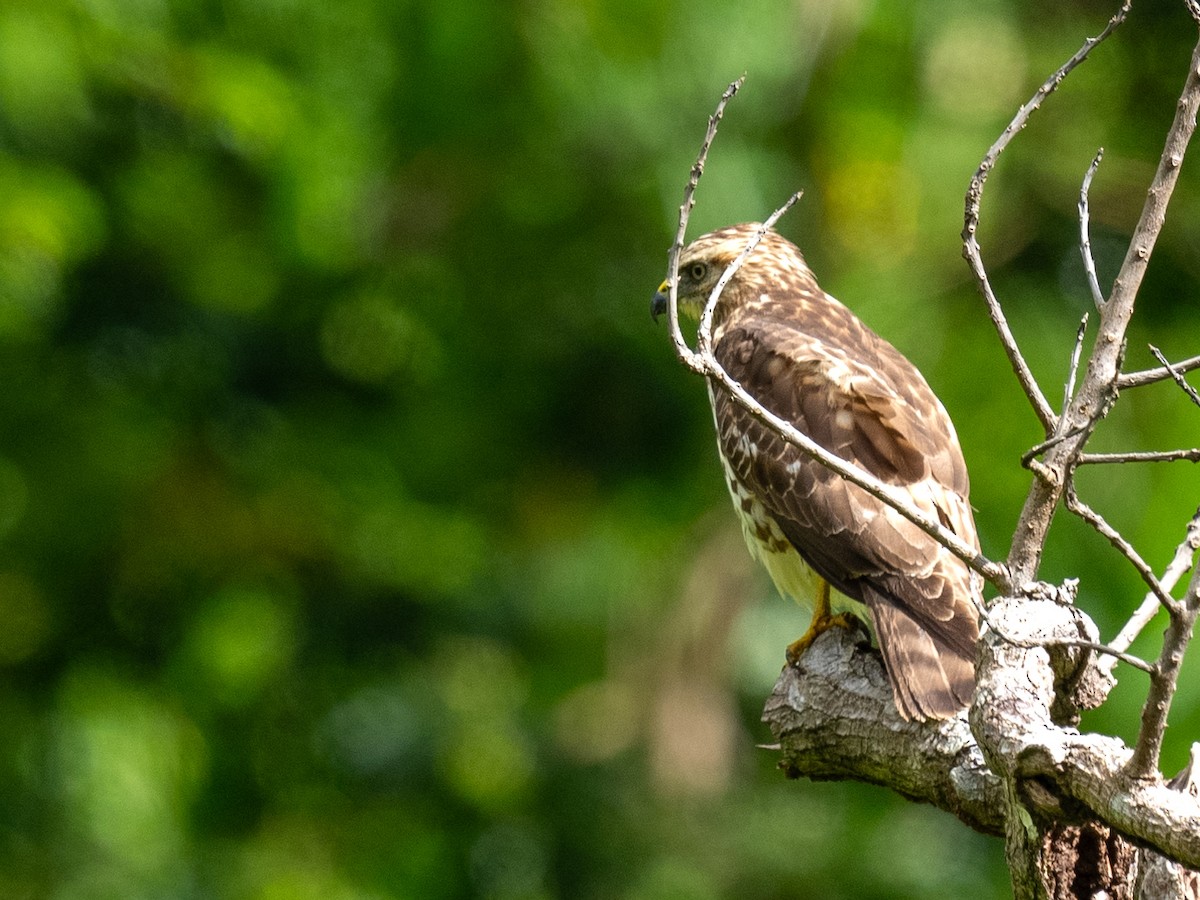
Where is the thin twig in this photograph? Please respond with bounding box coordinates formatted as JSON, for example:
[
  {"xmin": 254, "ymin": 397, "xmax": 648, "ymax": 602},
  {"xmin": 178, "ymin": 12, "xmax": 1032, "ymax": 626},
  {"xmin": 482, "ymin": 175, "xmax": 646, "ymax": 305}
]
[
  {"xmin": 664, "ymin": 76, "xmax": 745, "ymax": 375},
  {"xmin": 1063, "ymin": 479, "xmax": 1181, "ymax": 615},
  {"xmin": 1117, "ymin": 353, "xmax": 1200, "ymax": 389},
  {"xmin": 1078, "ymin": 448, "xmax": 1200, "ymax": 465},
  {"xmin": 1020, "ymin": 307, "xmax": 1090, "ymax": 493},
  {"xmin": 988, "ymin": 625, "xmax": 1154, "ymax": 675},
  {"xmin": 1080, "ymin": 148, "xmax": 1107, "ymax": 309},
  {"xmin": 970, "ymin": 587, "xmax": 1155, "ymax": 673},
  {"xmin": 1150, "ymin": 344, "xmax": 1200, "ymax": 409},
  {"xmin": 695, "ymin": 193, "xmax": 802, "ymax": 358},
  {"xmin": 1103, "ymin": 508, "xmax": 1200, "ymax": 676},
  {"xmin": 1020, "ymin": 424, "xmax": 1088, "ymax": 469},
  {"xmin": 1060, "ymin": 639, "xmax": 1154, "ymax": 673},
  {"xmin": 1063, "ymin": 313, "xmax": 1090, "ymax": 413},
  {"xmin": 962, "ymin": 1, "xmax": 1130, "ymax": 433},
  {"xmin": 1127, "ymin": 559, "xmax": 1200, "ymax": 779}
]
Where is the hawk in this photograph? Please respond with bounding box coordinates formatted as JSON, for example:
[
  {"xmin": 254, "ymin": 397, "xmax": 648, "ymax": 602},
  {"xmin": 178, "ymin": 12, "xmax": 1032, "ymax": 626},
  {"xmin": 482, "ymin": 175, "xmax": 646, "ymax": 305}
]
[{"xmin": 652, "ymin": 224, "xmax": 981, "ymax": 720}]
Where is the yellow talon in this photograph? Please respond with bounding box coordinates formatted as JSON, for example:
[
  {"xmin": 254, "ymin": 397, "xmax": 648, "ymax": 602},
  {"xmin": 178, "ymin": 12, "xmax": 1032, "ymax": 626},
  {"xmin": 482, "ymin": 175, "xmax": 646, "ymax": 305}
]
[{"xmin": 785, "ymin": 578, "xmax": 856, "ymax": 665}]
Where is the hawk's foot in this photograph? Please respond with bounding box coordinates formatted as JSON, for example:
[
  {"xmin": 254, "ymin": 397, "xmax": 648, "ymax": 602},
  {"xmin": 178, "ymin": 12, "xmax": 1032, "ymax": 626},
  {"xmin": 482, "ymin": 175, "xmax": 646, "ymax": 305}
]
[{"xmin": 785, "ymin": 612, "xmax": 856, "ymax": 666}]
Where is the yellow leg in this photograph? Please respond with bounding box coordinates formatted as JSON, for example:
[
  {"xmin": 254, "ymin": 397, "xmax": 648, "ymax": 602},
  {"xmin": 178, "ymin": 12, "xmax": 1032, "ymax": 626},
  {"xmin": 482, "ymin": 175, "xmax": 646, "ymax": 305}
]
[{"xmin": 785, "ymin": 578, "xmax": 855, "ymax": 665}]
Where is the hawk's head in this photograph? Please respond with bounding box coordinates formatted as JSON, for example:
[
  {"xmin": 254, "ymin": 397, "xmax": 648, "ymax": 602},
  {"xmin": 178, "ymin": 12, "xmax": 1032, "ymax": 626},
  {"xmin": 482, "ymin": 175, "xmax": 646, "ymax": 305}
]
[{"xmin": 650, "ymin": 224, "xmax": 811, "ymax": 322}]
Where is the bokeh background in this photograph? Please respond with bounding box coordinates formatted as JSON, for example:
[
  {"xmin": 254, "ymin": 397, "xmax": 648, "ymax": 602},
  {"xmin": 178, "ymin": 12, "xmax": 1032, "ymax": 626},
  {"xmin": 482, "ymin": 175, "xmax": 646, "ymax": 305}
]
[{"xmin": 1, "ymin": 0, "xmax": 1198, "ymax": 896}]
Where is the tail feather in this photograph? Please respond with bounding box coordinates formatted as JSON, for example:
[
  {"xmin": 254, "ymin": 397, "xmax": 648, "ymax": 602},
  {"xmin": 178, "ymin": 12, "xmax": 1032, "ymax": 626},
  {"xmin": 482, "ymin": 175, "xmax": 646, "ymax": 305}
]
[{"xmin": 863, "ymin": 585, "xmax": 976, "ymax": 720}]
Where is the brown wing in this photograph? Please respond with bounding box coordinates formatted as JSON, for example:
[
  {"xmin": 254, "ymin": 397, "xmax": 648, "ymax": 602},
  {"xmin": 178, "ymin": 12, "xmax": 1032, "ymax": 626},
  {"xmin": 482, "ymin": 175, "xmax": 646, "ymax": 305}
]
[{"xmin": 713, "ymin": 313, "xmax": 980, "ymax": 719}]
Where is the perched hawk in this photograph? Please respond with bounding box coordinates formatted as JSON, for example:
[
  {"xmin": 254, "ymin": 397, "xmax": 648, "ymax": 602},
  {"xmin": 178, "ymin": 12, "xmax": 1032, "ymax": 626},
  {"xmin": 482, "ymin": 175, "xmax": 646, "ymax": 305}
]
[{"xmin": 653, "ymin": 224, "xmax": 981, "ymax": 720}]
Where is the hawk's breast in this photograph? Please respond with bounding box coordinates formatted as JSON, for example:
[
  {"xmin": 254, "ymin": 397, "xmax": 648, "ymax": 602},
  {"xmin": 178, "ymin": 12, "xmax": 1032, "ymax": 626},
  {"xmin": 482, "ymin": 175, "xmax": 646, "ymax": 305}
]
[{"xmin": 711, "ymin": 394, "xmax": 871, "ymax": 627}]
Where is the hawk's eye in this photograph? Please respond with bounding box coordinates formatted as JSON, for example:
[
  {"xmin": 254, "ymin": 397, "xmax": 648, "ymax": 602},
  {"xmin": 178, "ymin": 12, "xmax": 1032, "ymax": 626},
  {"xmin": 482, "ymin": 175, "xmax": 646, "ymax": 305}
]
[{"xmin": 688, "ymin": 263, "xmax": 707, "ymax": 281}]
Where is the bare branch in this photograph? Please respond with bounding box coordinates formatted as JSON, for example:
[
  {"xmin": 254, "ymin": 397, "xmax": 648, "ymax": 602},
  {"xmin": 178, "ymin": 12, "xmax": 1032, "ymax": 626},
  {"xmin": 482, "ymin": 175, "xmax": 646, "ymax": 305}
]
[
  {"xmin": 1127, "ymin": 558, "xmax": 1200, "ymax": 779},
  {"xmin": 663, "ymin": 76, "xmax": 745, "ymax": 375},
  {"xmin": 1056, "ymin": 639, "xmax": 1154, "ymax": 674},
  {"xmin": 1078, "ymin": 448, "xmax": 1200, "ymax": 464},
  {"xmin": 962, "ymin": 2, "xmax": 1130, "ymax": 433},
  {"xmin": 1005, "ymin": 16, "xmax": 1200, "ymax": 587},
  {"xmin": 1063, "ymin": 478, "xmax": 1181, "ymax": 615},
  {"xmin": 1087, "ymin": 509, "xmax": 1200, "ymax": 780},
  {"xmin": 1117, "ymin": 353, "xmax": 1200, "ymax": 389},
  {"xmin": 1104, "ymin": 508, "xmax": 1200, "ymax": 675},
  {"xmin": 1101, "ymin": 44, "xmax": 1200, "ymax": 348},
  {"xmin": 1019, "ymin": 424, "xmax": 1087, "ymax": 470},
  {"xmin": 954, "ymin": 572, "xmax": 1154, "ymax": 672},
  {"xmin": 1150, "ymin": 344, "xmax": 1200, "ymax": 409},
  {"xmin": 695, "ymin": 193, "xmax": 802, "ymax": 358},
  {"xmin": 1080, "ymin": 148, "xmax": 1107, "ymax": 310},
  {"xmin": 1063, "ymin": 313, "xmax": 1090, "ymax": 413},
  {"xmin": 980, "ymin": 609, "xmax": 1155, "ymax": 675}
]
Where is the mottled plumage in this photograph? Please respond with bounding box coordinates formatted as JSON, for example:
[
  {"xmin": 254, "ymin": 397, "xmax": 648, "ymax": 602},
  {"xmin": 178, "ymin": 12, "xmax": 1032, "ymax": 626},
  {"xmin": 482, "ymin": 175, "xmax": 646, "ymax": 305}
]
[{"xmin": 654, "ymin": 224, "xmax": 981, "ymax": 720}]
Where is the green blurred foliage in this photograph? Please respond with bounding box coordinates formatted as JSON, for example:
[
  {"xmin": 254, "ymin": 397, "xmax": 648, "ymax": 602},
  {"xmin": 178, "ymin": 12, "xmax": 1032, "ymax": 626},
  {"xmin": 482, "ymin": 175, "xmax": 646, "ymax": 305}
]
[{"xmin": 0, "ymin": 0, "xmax": 1196, "ymax": 896}]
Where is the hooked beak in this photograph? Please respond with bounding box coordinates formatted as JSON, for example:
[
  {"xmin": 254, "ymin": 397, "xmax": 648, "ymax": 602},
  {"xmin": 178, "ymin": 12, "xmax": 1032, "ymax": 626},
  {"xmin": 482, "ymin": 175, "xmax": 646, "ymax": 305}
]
[{"xmin": 650, "ymin": 280, "xmax": 669, "ymax": 322}]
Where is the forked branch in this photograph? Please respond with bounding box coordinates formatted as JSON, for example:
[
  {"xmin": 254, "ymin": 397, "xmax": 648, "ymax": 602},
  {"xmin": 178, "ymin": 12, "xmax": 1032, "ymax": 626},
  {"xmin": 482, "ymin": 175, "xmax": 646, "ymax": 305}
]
[
  {"xmin": 962, "ymin": 1, "xmax": 1130, "ymax": 433},
  {"xmin": 1119, "ymin": 352, "xmax": 1200, "ymax": 388},
  {"xmin": 1103, "ymin": 509, "xmax": 1200, "ymax": 676},
  {"xmin": 663, "ymin": 76, "xmax": 745, "ymax": 376},
  {"xmin": 1150, "ymin": 345, "xmax": 1200, "ymax": 408},
  {"xmin": 1003, "ymin": 15, "xmax": 1200, "ymax": 589}
]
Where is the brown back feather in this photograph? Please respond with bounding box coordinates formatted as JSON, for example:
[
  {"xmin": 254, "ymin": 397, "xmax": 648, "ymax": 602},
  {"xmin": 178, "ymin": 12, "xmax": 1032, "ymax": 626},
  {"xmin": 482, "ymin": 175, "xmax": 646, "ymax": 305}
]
[{"xmin": 694, "ymin": 227, "xmax": 981, "ymax": 719}]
